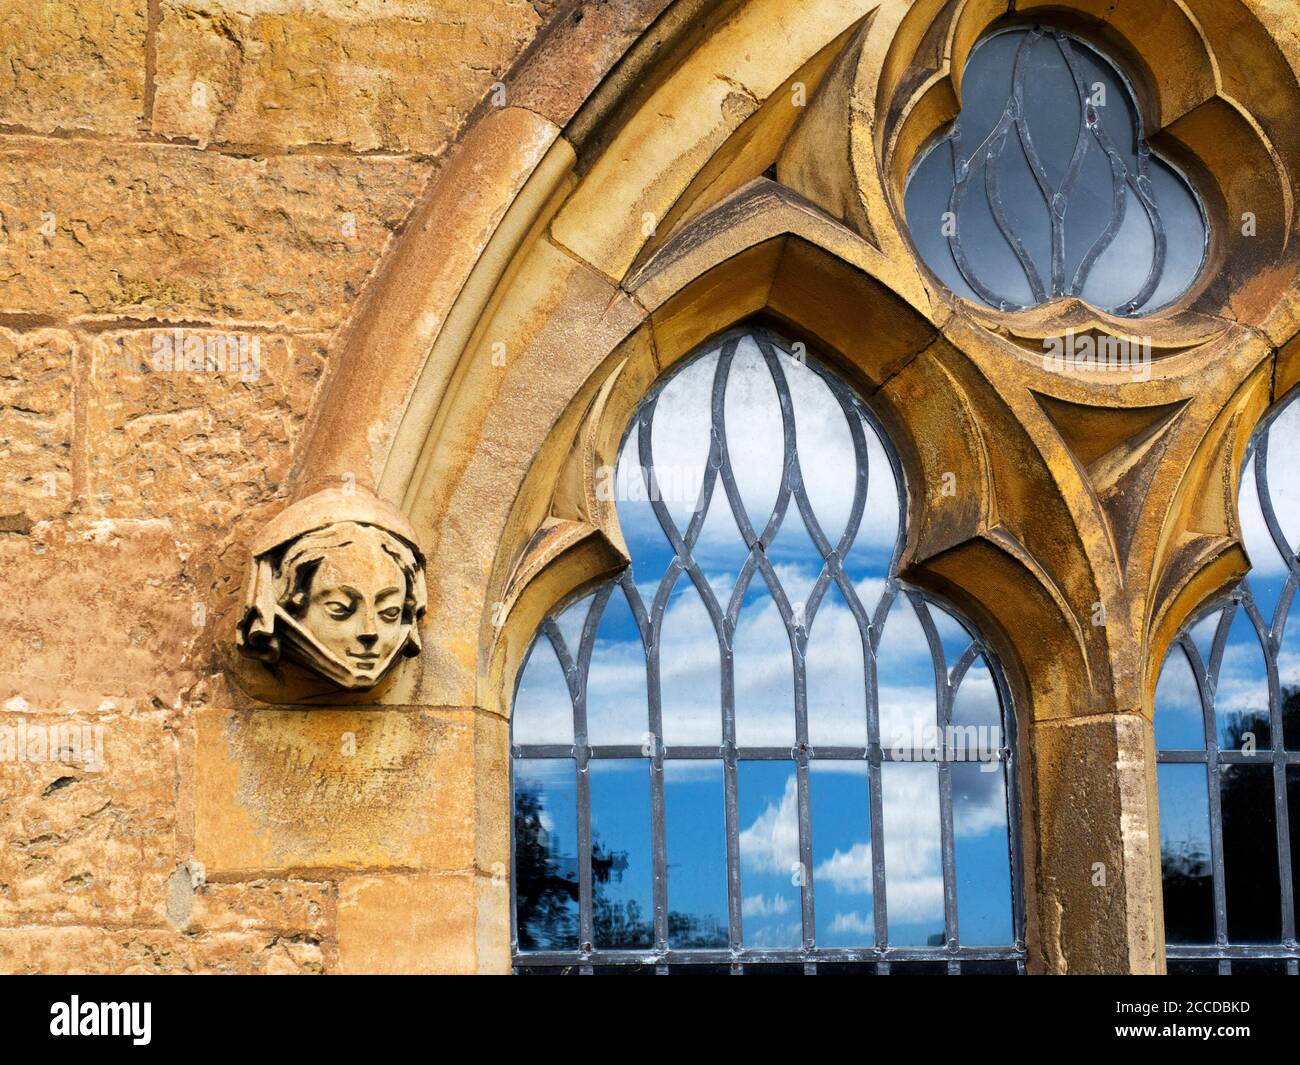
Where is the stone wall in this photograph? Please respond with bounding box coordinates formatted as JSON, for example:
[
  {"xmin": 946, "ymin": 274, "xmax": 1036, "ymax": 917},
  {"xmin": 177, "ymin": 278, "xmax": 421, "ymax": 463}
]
[
  {"xmin": 0, "ymin": 0, "xmax": 542, "ymax": 974},
  {"xmin": 7, "ymin": 0, "xmax": 1298, "ymax": 978}
]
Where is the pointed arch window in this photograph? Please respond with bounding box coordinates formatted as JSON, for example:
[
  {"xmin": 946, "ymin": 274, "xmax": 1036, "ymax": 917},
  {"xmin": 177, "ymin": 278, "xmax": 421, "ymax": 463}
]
[
  {"xmin": 510, "ymin": 327, "xmax": 1024, "ymax": 974},
  {"xmin": 1154, "ymin": 390, "xmax": 1300, "ymax": 975}
]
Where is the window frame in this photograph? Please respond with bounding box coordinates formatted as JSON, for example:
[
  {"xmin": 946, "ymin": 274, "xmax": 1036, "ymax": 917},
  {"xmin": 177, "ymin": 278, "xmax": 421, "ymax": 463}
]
[
  {"xmin": 1156, "ymin": 393, "xmax": 1300, "ymax": 974},
  {"xmin": 508, "ymin": 325, "xmax": 1027, "ymax": 974}
]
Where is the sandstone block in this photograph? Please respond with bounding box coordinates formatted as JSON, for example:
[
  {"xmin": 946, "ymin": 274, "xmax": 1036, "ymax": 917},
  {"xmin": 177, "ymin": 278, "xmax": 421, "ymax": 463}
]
[
  {"xmin": 152, "ymin": 0, "xmax": 540, "ymax": 152},
  {"xmin": 336, "ymin": 872, "xmax": 475, "ymax": 974},
  {"xmin": 0, "ymin": 138, "xmax": 429, "ymax": 327},
  {"xmin": 84, "ymin": 330, "xmax": 328, "ymax": 534},
  {"xmin": 0, "ymin": 707, "xmax": 176, "ymax": 928},
  {"xmin": 0, "ymin": 924, "xmax": 325, "ymax": 974},
  {"xmin": 0, "ymin": 1, "xmax": 147, "ymax": 135},
  {"xmin": 0, "ymin": 521, "xmax": 197, "ymax": 710},
  {"xmin": 184, "ymin": 878, "xmax": 333, "ymax": 938},
  {"xmin": 192, "ymin": 706, "xmax": 476, "ymax": 876},
  {"xmin": 0, "ymin": 329, "xmax": 76, "ymax": 531}
]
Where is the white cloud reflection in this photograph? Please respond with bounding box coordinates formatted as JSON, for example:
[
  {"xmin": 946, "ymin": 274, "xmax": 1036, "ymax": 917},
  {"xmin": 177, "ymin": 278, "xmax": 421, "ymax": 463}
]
[
  {"xmin": 618, "ymin": 335, "xmax": 901, "ymax": 572},
  {"xmin": 1154, "ymin": 391, "xmax": 1300, "ymax": 745},
  {"xmin": 736, "ymin": 764, "xmax": 1000, "ymax": 926},
  {"xmin": 514, "ymin": 332, "xmax": 1014, "ymax": 944},
  {"xmin": 513, "ymin": 567, "xmax": 988, "ymax": 748},
  {"xmin": 1239, "ymin": 398, "xmax": 1300, "ymax": 576}
]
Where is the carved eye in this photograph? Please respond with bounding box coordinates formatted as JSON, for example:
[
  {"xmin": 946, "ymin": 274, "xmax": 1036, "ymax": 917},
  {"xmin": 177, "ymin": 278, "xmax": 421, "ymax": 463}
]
[
  {"xmin": 378, "ymin": 606, "xmax": 402, "ymax": 624},
  {"xmin": 324, "ymin": 600, "xmax": 355, "ymax": 620}
]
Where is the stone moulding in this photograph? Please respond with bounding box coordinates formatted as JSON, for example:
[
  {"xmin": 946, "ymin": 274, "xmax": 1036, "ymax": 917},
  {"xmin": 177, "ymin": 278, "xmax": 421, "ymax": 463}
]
[{"xmin": 218, "ymin": 0, "xmax": 1300, "ymax": 973}]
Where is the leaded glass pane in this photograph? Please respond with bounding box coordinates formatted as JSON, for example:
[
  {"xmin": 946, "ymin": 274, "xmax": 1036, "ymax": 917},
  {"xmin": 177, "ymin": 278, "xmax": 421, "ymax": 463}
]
[
  {"xmin": 905, "ymin": 26, "xmax": 1206, "ymax": 315},
  {"xmin": 511, "ymin": 327, "xmax": 1022, "ymax": 972},
  {"xmin": 1155, "ymin": 387, "xmax": 1300, "ymax": 973}
]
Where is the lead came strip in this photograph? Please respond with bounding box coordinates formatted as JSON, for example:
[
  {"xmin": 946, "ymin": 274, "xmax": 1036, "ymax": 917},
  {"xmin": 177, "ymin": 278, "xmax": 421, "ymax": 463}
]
[
  {"xmin": 1156, "ymin": 411, "xmax": 1300, "ymax": 973},
  {"xmin": 511, "ymin": 329, "xmax": 1024, "ymax": 972}
]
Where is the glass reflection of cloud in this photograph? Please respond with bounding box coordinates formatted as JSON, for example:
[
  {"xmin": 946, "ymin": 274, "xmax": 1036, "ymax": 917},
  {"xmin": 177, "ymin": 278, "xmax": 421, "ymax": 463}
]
[
  {"xmin": 1153, "ymin": 388, "xmax": 1300, "ymax": 968},
  {"xmin": 512, "ymin": 329, "xmax": 1018, "ymax": 964}
]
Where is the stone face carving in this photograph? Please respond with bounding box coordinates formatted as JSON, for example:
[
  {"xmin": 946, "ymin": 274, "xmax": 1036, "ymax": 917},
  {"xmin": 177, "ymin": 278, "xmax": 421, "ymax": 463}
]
[{"xmin": 237, "ymin": 488, "xmax": 427, "ymax": 690}]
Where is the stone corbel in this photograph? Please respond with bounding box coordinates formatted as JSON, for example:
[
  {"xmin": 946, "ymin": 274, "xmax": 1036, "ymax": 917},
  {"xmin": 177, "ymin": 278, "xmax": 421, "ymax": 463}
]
[{"xmin": 223, "ymin": 487, "xmax": 428, "ymax": 702}]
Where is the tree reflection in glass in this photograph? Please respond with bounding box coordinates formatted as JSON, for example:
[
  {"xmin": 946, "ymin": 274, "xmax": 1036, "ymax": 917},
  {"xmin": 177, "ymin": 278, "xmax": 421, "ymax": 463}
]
[
  {"xmin": 511, "ymin": 328, "xmax": 1020, "ymax": 970},
  {"xmin": 1153, "ymin": 387, "xmax": 1300, "ymax": 971}
]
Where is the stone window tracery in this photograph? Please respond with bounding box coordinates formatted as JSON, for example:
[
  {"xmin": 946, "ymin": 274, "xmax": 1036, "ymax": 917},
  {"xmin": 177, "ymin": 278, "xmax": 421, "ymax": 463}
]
[
  {"xmin": 904, "ymin": 25, "xmax": 1207, "ymax": 315},
  {"xmin": 509, "ymin": 327, "xmax": 1023, "ymax": 973}
]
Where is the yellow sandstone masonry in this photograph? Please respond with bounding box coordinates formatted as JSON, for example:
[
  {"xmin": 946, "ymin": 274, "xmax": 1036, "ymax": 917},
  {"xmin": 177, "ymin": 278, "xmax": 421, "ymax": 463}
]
[
  {"xmin": 0, "ymin": 706, "xmax": 177, "ymax": 930},
  {"xmin": 0, "ymin": 522, "xmax": 197, "ymax": 711},
  {"xmin": 0, "ymin": 329, "xmax": 75, "ymax": 531},
  {"xmin": 0, "ymin": 139, "xmax": 429, "ymax": 325},
  {"xmin": 0, "ymin": 924, "xmax": 328, "ymax": 975},
  {"xmin": 2, "ymin": 0, "xmax": 1300, "ymax": 976},
  {"xmin": 191, "ymin": 706, "xmax": 478, "ymax": 876},
  {"xmin": 151, "ymin": 0, "xmax": 542, "ymax": 152},
  {"xmin": 336, "ymin": 873, "xmax": 478, "ymax": 974},
  {"xmin": 0, "ymin": 1, "xmax": 148, "ymax": 135},
  {"xmin": 83, "ymin": 330, "xmax": 330, "ymax": 535}
]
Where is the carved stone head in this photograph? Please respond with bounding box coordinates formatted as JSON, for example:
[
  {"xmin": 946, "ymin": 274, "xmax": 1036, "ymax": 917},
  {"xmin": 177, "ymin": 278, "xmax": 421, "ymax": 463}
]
[{"xmin": 237, "ymin": 489, "xmax": 427, "ymax": 690}]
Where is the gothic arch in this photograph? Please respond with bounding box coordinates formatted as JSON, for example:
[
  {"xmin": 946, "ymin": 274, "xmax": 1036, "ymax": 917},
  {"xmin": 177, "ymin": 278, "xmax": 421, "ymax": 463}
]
[{"xmin": 215, "ymin": 0, "xmax": 1300, "ymax": 973}]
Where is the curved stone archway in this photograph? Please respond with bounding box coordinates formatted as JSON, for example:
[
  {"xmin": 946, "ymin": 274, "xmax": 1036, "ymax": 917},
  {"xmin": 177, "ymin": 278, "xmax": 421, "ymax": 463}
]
[{"xmin": 209, "ymin": 0, "xmax": 1300, "ymax": 973}]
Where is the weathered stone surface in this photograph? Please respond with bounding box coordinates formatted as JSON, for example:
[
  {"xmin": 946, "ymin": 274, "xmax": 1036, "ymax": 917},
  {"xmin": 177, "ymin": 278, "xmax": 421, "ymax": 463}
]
[
  {"xmin": 0, "ymin": 1, "xmax": 147, "ymax": 135},
  {"xmin": 185, "ymin": 878, "xmax": 333, "ymax": 938},
  {"xmin": 192, "ymin": 707, "xmax": 476, "ymax": 875},
  {"xmin": 0, "ymin": 138, "xmax": 430, "ymax": 327},
  {"xmin": 152, "ymin": 0, "xmax": 540, "ymax": 152},
  {"xmin": 406, "ymin": 235, "xmax": 644, "ymax": 707},
  {"xmin": 227, "ymin": 486, "xmax": 428, "ymax": 696},
  {"xmin": 0, "ymin": 329, "xmax": 76, "ymax": 531},
  {"xmin": 474, "ymin": 711, "xmax": 509, "ymax": 875},
  {"xmin": 0, "ymin": 520, "xmax": 197, "ymax": 711},
  {"xmin": 84, "ymin": 330, "xmax": 327, "ymax": 534},
  {"xmin": 336, "ymin": 872, "xmax": 475, "ymax": 974},
  {"xmin": 0, "ymin": 706, "xmax": 176, "ymax": 928},
  {"xmin": 475, "ymin": 870, "xmax": 510, "ymax": 974},
  {"xmin": 508, "ymin": 0, "xmax": 671, "ymax": 126},
  {"xmin": 0, "ymin": 924, "xmax": 325, "ymax": 974},
  {"xmin": 292, "ymin": 105, "xmax": 562, "ymax": 497},
  {"xmin": 1029, "ymin": 713, "xmax": 1162, "ymax": 974},
  {"xmin": 550, "ymin": 0, "xmax": 878, "ymax": 279}
]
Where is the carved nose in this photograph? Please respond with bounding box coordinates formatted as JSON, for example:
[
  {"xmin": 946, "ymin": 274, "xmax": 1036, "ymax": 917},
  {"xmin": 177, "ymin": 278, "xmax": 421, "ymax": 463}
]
[{"xmin": 357, "ymin": 632, "xmax": 378, "ymax": 648}]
